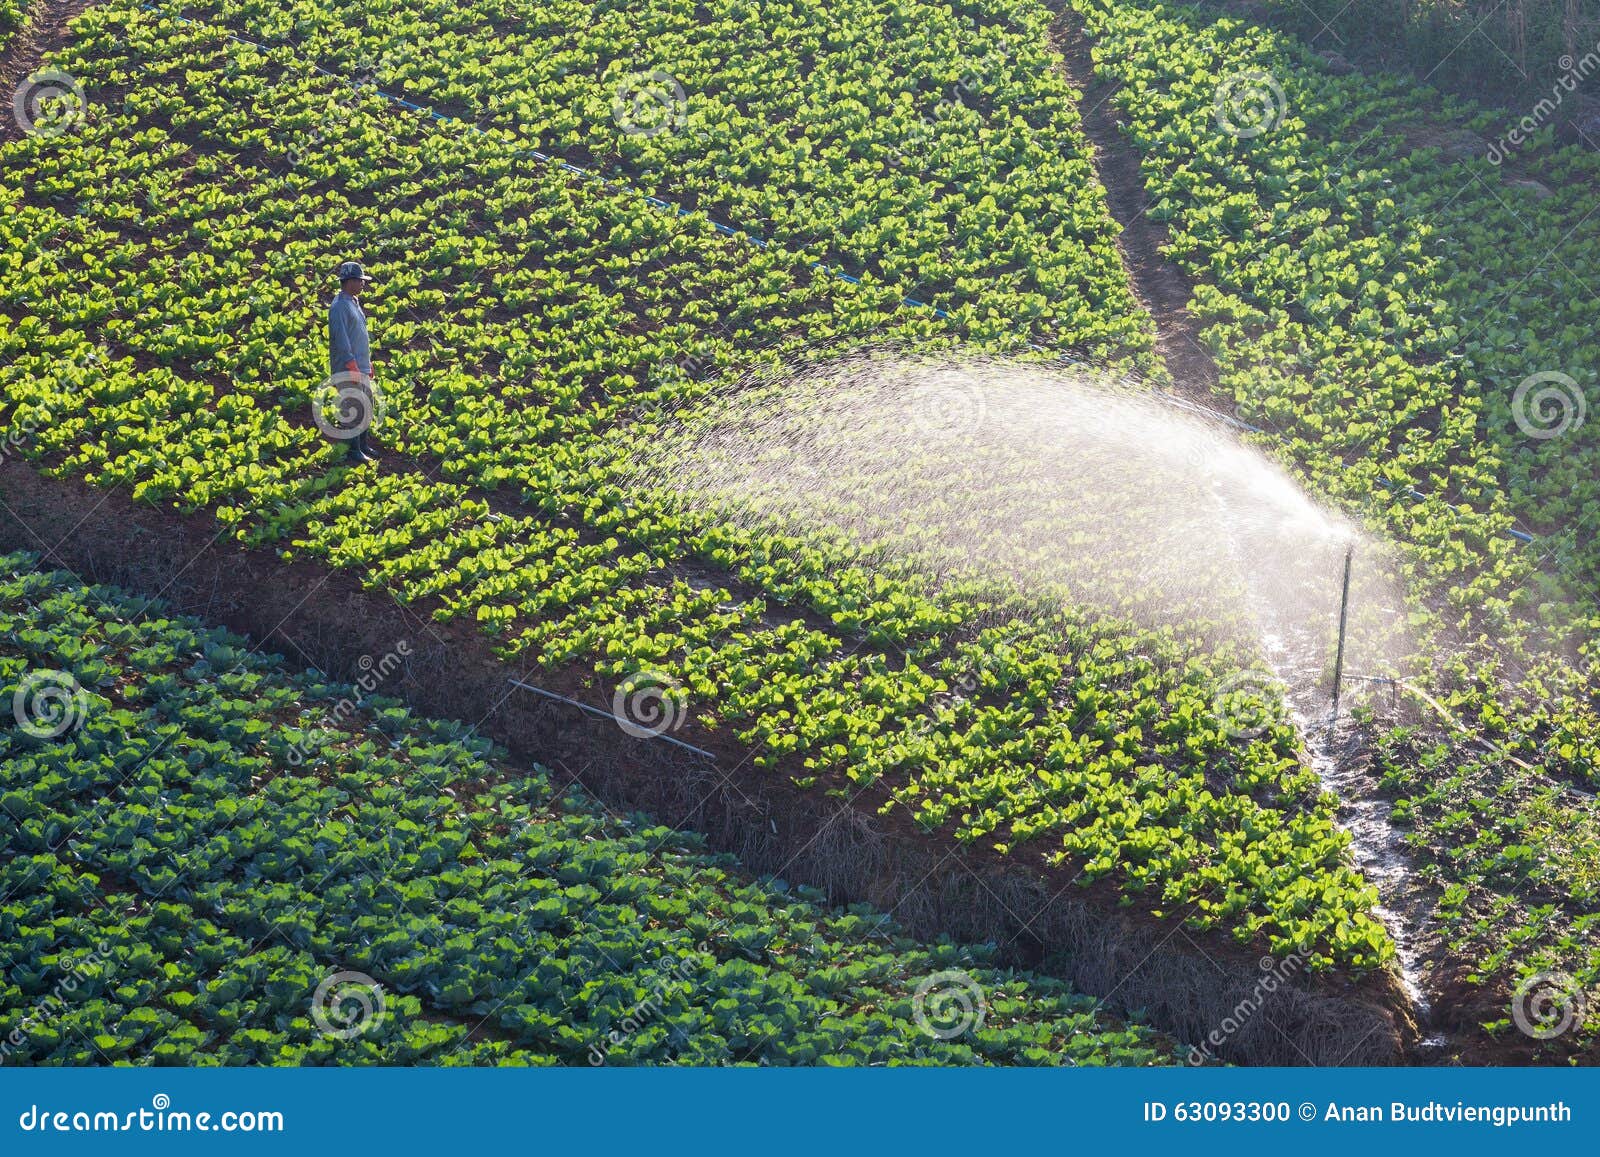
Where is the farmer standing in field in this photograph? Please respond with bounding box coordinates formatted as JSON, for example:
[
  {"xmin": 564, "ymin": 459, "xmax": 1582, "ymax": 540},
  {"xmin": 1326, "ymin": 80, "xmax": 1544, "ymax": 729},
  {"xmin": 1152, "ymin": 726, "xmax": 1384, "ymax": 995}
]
[{"xmin": 328, "ymin": 259, "xmax": 381, "ymax": 464}]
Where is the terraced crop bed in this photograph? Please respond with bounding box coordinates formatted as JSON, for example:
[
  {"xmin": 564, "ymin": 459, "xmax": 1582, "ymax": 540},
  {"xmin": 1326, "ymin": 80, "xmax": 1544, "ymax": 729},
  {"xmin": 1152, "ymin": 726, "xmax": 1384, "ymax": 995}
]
[
  {"xmin": 3, "ymin": 0, "xmax": 1598, "ymax": 1065},
  {"xmin": 0, "ymin": 0, "xmax": 1398, "ymax": 990},
  {"xmin": 0, "ymin": 552, "xmax": 1180, "ymax": 1065},
  {"xmin": 1063, "ymin": 0, "xmax": 1600, "ymax": 1054}
]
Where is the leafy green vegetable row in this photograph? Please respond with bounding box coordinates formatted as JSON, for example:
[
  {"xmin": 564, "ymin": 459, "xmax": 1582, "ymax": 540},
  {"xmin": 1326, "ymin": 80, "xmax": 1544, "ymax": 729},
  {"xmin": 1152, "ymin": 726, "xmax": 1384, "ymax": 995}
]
[
  {"xmin": 1067, "ymin": 0, "xmax": 1600, "ymax": 789},
  {"xmin": 0, "ymin": 552, "xmax": 1177, "ymax": 1065},
  {"xmin": 0, "ymin": 1, "xmax": 1397, "ymax": 971},
  {"xmin": 1371, "ymin": 728, "xmax": 1600, "ymax": 1054},
  {"xmin": 200, "ymin": 0, "xmax": 1158, "ymax": 365},
  {"xmin": 0, "ymin": 2, "xmax": 21, "ymax": 46},
  {"xmin": 1066, "ymin": 0, "xmax": 1600, "ymax": 1015},
  {"xmin": 1, "ymin": 857, "xmax": 536, "ymax": 1065}
]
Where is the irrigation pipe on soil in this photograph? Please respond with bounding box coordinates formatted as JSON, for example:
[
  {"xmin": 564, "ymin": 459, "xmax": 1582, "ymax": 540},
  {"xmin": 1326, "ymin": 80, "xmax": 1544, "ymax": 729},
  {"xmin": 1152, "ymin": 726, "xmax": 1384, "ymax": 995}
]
[{"xmin": 1394, "ymin": 678, "xmax": 1536, "ymax": 774}]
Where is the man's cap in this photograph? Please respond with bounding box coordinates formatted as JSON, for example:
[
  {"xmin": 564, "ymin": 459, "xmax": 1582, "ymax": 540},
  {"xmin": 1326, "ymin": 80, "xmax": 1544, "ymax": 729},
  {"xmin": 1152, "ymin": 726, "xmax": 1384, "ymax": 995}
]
[{"xmin": 336, "ymin": 260, "xmax": 374, "ymax": 283}]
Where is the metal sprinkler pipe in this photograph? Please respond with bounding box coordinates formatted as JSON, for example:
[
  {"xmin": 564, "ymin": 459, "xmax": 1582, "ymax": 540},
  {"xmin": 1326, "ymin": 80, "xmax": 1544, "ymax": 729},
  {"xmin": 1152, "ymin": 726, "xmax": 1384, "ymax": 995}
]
[{"xmin": 1330, "ymin": 544, "xmax": 1354, "ymax": 722}]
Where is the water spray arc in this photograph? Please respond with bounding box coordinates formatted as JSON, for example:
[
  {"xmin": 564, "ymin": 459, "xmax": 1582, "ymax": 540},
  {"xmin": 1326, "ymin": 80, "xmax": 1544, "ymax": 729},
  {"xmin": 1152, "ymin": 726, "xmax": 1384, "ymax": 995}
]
[
  {"xmin": 615, "ymin": 349, "xmax": 1413, "ymax": 697},
  {"xmin": 613, "ymin": 348, "xmax": 1431, "ymax": 1018}
]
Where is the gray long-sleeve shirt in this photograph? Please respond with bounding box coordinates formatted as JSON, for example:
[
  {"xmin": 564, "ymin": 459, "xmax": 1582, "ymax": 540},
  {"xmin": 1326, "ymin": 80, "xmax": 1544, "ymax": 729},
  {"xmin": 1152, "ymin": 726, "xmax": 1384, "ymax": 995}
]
[{"xmin": 328, "ymin": 291, "xmax": 371, "ymax": 377}]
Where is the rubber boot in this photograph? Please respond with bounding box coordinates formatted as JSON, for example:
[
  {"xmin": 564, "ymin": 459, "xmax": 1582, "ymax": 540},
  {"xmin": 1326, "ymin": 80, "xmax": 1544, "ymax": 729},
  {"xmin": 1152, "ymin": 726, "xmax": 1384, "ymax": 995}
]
[
  {"xmin": 360, "ymin": 431, "xmax": 381, "ymax": 462},
  {"xmin": 346, "ymin": 435, "xmax": 370, "ymax": 464}
]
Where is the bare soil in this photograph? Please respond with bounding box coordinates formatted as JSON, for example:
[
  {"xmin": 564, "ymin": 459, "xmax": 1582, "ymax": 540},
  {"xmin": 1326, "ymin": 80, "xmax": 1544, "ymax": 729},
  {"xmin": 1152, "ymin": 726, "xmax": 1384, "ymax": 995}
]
[{"xmin": 1046, "ymin": 4, "xmax": 1223, "ymax": 405}]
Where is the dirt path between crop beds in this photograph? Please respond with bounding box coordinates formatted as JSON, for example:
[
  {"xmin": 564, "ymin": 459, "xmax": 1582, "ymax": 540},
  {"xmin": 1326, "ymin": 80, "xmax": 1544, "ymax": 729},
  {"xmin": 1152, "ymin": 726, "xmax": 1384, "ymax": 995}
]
[
  {"xmin": 0, "ymin": 0, "xmax": 94, "ymax": 143},
  {"xmin": 0, "ymin": 456, "xmax": 1417, "ymax": 1066},
  {"xmin": 1046, "ymin": 2, "xmax": 1466, "ymax": 1054},
  {"xmin": 1045, "ymin": 5, "xmax": 1222, "ymax": 406}
]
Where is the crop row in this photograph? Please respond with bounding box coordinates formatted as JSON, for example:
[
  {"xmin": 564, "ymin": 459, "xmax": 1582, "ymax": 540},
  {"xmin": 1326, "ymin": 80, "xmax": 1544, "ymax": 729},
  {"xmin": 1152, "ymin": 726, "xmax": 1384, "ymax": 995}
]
[
  {"xmin": 0, "ymin": 552, "xmax": 1178, "ymax": 1065},
  {"xmin": 197, "ymin": 0, "xmax": 1159, "ymax": 366},
  {"xmin": 1371, "ymin": 728, "xmax": 1600, "ymax": 1053},
  {"xmin": 0, "ymin": 1, "xmax": 1397, "ymax": 970},
  {"xmin": 1067, "ymin": 0, "xmax": 1600, "ymax": 786},
  {"xmin": 1067, "ymin": 0, "xmax": 1600, "ymax": 1027}
]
